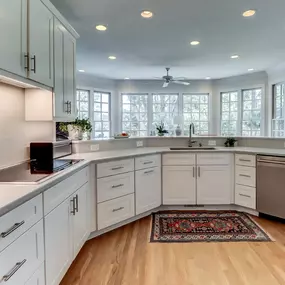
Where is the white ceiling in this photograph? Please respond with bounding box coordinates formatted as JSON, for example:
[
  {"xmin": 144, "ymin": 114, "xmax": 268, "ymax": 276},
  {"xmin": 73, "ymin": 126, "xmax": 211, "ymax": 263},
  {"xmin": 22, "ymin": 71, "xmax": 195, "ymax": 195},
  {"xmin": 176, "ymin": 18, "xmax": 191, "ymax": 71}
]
[{"xmin": 51, "ymin": 0, "xmax": 285, "ymax": 80}]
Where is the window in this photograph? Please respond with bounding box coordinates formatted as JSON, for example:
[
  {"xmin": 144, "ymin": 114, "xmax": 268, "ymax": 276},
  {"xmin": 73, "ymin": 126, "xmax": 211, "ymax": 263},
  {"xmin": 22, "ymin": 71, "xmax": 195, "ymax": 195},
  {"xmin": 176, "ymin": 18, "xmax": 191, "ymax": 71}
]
[
  {"xmin": 241, "ymin": 88, "xmax": 262, "ymax": 136},
  {"xmin": 183, "ymin": 93, "xmax": 209, "ymax": 135},
  {"xmin": 220, "ymin": 91, "xmax": 238, "ymax": 136},
  {"xmin": 76, "ymin": 89, "xmax": 89, "ymax": 119},
  {"xmin": 152, "ymin": 93, "xmax": 179, "ymax": 135},
  {"xmin": 93, "ymin": 91, "xmax": 111, "ymax": 138},
  {"xmin": 121, "ymin": 93, "xmax": 148, "ymax": 136},
  {"xmin": 272, "ymin": 83, "xmax": 285, "ymax": 137}
]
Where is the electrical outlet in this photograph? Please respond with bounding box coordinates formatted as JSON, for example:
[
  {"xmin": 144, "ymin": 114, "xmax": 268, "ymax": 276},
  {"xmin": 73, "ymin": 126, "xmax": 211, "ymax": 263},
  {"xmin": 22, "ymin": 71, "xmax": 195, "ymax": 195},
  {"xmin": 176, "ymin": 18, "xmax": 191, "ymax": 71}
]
[
  {"xmin": 90, "ymin": 144, "xmax": 99, "ymax": 151},
  {"xmin": 208, "ymin": 140, "xmax": 217, "ymax": 146},
  {"xmin": 136, "ymin": 140, "xmax": 143, "ymax": 147}
]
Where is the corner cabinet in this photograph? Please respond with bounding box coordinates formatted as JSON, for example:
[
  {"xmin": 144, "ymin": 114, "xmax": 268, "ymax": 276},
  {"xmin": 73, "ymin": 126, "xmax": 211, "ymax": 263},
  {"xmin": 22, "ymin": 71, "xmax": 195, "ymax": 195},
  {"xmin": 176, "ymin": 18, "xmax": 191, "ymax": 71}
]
[{"xmin": 54, "ymin": 18, "xmax": 77, "ymax": 120}]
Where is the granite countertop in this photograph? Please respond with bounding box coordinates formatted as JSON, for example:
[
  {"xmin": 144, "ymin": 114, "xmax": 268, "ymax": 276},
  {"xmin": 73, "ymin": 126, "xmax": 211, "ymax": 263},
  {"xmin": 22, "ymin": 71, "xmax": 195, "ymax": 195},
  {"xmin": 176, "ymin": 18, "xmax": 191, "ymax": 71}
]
[{"xmin": 1, "ymin": 146, "xmax": 285, "ymax": 217}]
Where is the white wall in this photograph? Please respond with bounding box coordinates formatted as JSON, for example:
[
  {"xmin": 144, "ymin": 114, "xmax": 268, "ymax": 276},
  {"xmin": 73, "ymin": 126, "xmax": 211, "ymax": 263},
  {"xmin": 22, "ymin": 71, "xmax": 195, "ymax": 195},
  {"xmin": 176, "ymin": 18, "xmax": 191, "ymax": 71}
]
[{"xmin": 0, "ymin": 83, "xmax": 54, "ymax": 168}]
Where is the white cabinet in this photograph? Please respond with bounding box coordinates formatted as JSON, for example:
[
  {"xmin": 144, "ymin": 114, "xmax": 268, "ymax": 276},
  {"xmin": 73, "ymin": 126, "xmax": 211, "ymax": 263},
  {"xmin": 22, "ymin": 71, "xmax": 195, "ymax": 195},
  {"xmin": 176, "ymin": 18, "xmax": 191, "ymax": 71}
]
[
  {"xmin": 72, "ymin": 183, "xmax": 90, "ymax": 257},
  {"xmin": 53, "ymin": 18, "xmax": 77, "ymax": 119},
  {"xmin": 45, "ymin": 198, "xmax": 72, "ymax": 285},
  {"xmin": 197, "ymin": 166, "xmax": 231, "ymax": 204},
  {"xmin": 28, "ymin": 0, "xmax": 54, "ymax": 87},
  {"xmin": 135, "ymin": 167, "xmax": 161, "ymax": 215},
  {"xmin": 0, "ymin": 0, "xmax": 27, "ymax": 77},
  {"xmin": 25, "ymin": 264, "xmax": 45, "ymax": 285},
  {"xmin": 163, "ymin": 166, "xmax": 196, "ymax": 205}
]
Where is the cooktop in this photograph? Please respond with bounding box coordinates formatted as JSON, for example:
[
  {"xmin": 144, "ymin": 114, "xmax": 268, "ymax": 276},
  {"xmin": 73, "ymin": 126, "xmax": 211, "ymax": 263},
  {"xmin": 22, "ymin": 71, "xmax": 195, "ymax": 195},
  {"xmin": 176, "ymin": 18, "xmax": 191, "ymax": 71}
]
[{"xmin": 0, "ymin": 159, "xmax": 83, "ymax": 184}]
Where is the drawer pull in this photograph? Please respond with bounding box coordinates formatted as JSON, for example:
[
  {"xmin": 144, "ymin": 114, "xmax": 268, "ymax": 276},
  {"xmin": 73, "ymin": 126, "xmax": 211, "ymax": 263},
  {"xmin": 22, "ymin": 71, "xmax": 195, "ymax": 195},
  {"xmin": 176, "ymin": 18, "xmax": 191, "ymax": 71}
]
[
  {"xmin": 1, "ymin": 221, "xmax": 25, "ymax": 238},
  {"xmin": 239, "ymin": 193, "xmax": 251, "ymax": 198},
  {"xmin": 239, "ymin": 159, "xmax": 251, "ymax": 162},
  {"xmin": 239, "ymin": 174, "xmax": 251, "ymax": 178},
  {"xmin": 112, "ymin": 206, "xmax": 124, "ymax": 212},
  {"xmin": 71, "ymin": 197, "xmax": 76, "ymax": 215},
  {"xmin": 75, "ymin": 194, "xmax": 79, "ymax": 213},
  {"xmin": 112, "ymin": 183, "xmax": 124, "ymax": 188},
  {"xmin": 3, "ymin": 259, "xmax": 27, "ymax": 281},
  {"xmin": 143, "ymin": 161, "xmax": 153, "ymax": 165},
  {"xmin": 111, "ymin": 166, "xmax": 124, "ymax": 170},
  {"xmin": 144, "ymin": 170, "xmax": 154, "ymax": 174}
]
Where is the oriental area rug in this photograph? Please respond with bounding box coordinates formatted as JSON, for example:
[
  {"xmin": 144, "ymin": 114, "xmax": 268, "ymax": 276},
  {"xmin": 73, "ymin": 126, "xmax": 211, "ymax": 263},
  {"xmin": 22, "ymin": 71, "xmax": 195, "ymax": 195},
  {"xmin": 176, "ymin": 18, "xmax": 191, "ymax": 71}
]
[{"xmin": 150, "ymin": 211, "xmax": 272, "ymax": 243}]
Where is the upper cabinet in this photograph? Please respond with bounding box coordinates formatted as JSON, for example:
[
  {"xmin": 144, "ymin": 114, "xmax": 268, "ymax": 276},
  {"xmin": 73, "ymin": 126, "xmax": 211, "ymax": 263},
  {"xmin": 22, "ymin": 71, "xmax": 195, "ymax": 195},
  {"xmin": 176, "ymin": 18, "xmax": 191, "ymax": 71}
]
[
  {"xmin": 28, "ymin": 0, "xmax": 54, "ymax": 87},
  {"xmin": 0, "ymin": 0, "xmax": 27, "ymax": 77}
]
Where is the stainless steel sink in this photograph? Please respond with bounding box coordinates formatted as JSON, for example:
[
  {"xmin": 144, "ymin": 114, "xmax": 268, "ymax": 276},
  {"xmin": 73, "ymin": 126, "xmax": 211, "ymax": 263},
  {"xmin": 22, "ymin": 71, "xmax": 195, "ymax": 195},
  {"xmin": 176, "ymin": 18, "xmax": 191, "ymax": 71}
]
[{"xmin": 169, "ymin": 147, "xmax": 216, "ymax": 150}]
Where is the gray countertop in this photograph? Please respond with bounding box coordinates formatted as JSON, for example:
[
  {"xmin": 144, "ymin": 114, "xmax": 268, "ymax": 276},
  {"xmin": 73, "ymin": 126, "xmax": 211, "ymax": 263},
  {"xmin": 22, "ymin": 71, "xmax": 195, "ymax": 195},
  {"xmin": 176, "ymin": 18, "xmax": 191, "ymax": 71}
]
[{"xmin": 1, "ymin": 146, "xmax": 285, "ymax": 217}]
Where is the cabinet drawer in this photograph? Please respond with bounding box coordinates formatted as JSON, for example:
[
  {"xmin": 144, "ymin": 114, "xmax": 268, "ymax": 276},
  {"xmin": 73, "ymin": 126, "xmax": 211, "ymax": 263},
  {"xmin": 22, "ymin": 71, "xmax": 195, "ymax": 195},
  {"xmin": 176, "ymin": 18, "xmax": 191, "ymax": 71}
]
[
  {"xmin": 163, "ymin": 153, "xmax": 195, "ymax": 166},
  {"xmin": 235, "ymin": 165, "xmax": 256, "ymax": 187},
  {"xmin": 135, "ymin": 154, "xmax": 161, "ymax": 170},
  {"xmin": 0, "ymin": 195, "xmax": 43, "ymax": 253},
  {"xmin": 197, "ymin": 153, "xmax": 232, "ymax": 165},
  {"xmin": 44, "ymin": 167, "xmax": 89, "ymax": 215},
  {"xmin": 97, "ymin": 172, "xmax": 134, "ymax": 203},
  {"xmin": 235, "ymin": 154, "xmax": 256, "ymax": 167},
  {"xmin": 97, "ymin": 159, "xmax": 134, "ymax": 178},
  {"xmin": 0, "ymin": 220, "xmax": 44, "ymax": 285},
  {"xmin": 97, "ymin": 194, "xmax": 134, "ymax": 230},
  {"xmin": 235, "ymin": 184, "xmax": 256, "ymax": 209}
]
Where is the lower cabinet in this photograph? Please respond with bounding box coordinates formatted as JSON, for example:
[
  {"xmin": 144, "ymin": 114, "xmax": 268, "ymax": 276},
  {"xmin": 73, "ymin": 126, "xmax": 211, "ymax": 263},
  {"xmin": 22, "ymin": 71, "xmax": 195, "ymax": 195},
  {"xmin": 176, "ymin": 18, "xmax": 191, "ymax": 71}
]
[
  {"xmin": 0, "ymin": 220, "xmax": 44, "ymax": 285},
  {"xmin": 135, "ymin": 167, "xmax": 161, "ymax": 215},
  {"xmin": 163, "ymin": 166, "xmax": 196, "ymax": 205},
  {"xmin": 197, "ymin": 166, "xmax": 231, "ymax": 204},
  {"xmin": 45, "ymin": 182, "xmax": 90, "ymax": 285},
  {"xmin": 25, "ymin": 264, "xmax": 45, "ymax": 285},
  {"xmin": 97, "ymin": 194, "xmax": 135, "ymax": 230}
]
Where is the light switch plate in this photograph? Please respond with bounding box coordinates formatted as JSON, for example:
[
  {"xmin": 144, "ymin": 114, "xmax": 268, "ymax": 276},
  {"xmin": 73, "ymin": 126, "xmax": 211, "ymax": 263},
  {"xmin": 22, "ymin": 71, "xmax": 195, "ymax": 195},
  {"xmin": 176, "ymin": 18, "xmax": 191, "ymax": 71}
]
[
  {"xmin": 208, "ymin": 140, "xmax": 217, "ymax": 146},
  {"xmin": 283, "ymin": 142, "xmax": 285, "ymax": 148},
  {"xmin": 90, "ymin": 144, "xmax": 99, "ymax": 151},
  {"xmin": 136, "ymin": 140, "xmax": 143, "ymax": 147}
]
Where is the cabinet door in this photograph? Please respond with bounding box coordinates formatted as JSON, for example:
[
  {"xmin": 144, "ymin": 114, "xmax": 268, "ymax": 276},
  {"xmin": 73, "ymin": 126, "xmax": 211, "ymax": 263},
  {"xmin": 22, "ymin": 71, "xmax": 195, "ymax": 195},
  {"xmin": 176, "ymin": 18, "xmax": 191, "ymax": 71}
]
[
  {"xmin": 0, "ymin": 0, "xmax": 27, "ymax": 77},
  {"xmin": 72, "ymin": 183, "xmax": 90, "ymax": 258},
  {"xmin": 45, "ymin": 199, "xmax": 72, "ymax": 285},
  {"xmin": 197, "ymin": 166, "xmax": 231, "ymax": 205},
  {"xmin": 25, "ymin": 264, "xmax": 45, "ymax": 285},
  {"xmin": 163, "ymin": 166, "xmax": 196, "ymax": 205},
  {"xmin": 53, "ymin": 18, "xmax": 66, "ymax": 118},
  {"xmin": 63, "ymin": 30, "xmax": 76, "ymax": 118},
  {"xmin": 136, "ymin": 167, "xmax": 161, "ymax": 215},
  {"xmin": 29, "ymin": 0, "xmax": 54, "ymax": 87}
]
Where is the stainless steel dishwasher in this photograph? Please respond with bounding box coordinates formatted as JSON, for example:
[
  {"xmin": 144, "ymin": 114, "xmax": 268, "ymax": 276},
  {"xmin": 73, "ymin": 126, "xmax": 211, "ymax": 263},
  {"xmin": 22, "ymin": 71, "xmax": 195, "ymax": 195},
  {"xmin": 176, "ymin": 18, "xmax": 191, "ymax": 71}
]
[{"xmin": 257, "ymin": 155, "xmax": 285, "ymax": 219}]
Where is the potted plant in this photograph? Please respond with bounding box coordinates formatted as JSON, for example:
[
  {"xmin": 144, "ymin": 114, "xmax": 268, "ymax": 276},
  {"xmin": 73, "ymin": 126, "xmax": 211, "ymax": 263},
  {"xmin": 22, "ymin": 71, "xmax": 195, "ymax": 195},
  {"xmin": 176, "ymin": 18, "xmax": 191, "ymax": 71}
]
[
  {"xmin": 156, "ymin": 122, "xmax": 169, "ymax": 137},
  {"xmin": 59, "ymin": 118, "xmax": 92, "ymax": 140},
  {"xmin": 224, "ymin": 137, "xmax": 237, "ymax": 147}
]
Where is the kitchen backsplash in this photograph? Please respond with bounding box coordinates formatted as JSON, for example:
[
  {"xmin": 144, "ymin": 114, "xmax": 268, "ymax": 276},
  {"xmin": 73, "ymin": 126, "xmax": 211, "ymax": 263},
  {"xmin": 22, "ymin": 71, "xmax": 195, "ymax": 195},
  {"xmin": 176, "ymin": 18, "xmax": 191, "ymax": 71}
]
[{"xmin": 0, "ymin": 83, "xmax": 54, "ymax": 168}]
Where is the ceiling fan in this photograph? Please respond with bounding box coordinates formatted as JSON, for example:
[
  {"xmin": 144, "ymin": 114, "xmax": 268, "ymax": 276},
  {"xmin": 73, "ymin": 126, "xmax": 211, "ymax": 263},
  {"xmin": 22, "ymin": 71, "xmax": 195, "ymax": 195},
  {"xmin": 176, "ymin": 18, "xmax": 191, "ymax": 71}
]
[{"xmin": 155, "ymin": 67, "xmax": 190, "ymax": 88}]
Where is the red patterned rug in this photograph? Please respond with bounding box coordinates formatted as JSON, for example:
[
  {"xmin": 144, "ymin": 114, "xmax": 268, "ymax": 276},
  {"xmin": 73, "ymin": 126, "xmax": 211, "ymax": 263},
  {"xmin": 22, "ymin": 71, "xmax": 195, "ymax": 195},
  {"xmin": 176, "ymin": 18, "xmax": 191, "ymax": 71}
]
[{"xmin": 150, "ymin": 211, "xmax": 272, "ymax": 243}]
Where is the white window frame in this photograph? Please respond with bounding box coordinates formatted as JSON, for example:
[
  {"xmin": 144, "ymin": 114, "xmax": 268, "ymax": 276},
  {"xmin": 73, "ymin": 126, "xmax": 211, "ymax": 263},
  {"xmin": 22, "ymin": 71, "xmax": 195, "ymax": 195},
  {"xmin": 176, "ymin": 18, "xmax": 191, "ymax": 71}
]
[
  {"xmin": 218, "ymin": 85, "xmax": 265, "ymax": 137},
  {"xmin": 76, "ymin": 86, "xmax": 113, "ymax": 139}
]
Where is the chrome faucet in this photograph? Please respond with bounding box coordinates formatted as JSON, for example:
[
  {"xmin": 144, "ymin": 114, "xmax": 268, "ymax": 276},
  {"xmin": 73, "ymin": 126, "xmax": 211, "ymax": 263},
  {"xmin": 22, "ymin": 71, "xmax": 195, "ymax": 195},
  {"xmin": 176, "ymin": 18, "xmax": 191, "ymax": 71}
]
[{"xmin": 188, "ymin": 123, "xmax": 196, "ymax": 147}]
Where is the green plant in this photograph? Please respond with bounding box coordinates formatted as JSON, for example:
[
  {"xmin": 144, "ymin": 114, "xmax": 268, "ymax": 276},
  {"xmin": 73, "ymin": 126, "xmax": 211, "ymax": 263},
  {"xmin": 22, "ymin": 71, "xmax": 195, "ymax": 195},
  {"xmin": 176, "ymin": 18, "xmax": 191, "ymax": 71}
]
[
  {"xmin": 156, "ymin": 122, "xmax": 168, "ymax": 135},
  {"xmin": 59, "ymin": 118, "xmax": 92, "ymax": 133},
  {"xmin": 224, "ymin": 137, "xmax": 237, "ymax": 147}
]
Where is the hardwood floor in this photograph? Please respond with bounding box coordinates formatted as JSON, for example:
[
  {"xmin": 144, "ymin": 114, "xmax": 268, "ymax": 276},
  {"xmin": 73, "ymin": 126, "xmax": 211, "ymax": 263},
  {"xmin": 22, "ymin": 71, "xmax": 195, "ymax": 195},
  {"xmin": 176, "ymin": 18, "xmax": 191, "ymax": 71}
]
[{"xmin": 60, "ymin": 215, "xmax": 285, "ymax": 285}]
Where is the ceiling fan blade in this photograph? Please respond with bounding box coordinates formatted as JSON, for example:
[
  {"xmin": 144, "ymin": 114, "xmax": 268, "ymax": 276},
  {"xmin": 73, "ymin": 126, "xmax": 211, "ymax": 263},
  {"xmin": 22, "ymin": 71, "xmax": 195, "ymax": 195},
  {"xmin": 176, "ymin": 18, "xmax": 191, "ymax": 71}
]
[
  {"xmin": 172, "ymin": 80, "xmax": 190, "ymax": 86},
  {"xmin": 153, "ymin": 77, "xmax": 162, "ymax": 79},
  {"xmin": 173, "ymin": 77, "xmax": 188, "ymax": 80},
  {"xmin": 163, "ymin": 82, "xmax": 169, "ymax": 88}
]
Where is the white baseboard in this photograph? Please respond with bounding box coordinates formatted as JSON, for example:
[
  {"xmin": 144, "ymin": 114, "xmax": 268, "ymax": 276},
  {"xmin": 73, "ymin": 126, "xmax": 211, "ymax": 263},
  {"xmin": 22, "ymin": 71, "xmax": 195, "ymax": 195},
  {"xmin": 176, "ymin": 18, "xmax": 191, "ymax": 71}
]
[{"xmin": 88, "ymin": 204, "xmax": 259, "ymax": 240}]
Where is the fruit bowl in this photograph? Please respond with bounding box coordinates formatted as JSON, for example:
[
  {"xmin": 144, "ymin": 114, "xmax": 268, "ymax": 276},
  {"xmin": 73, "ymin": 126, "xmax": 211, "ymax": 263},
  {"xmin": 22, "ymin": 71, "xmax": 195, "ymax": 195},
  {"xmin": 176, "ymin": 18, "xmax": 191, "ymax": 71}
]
[{"xmin": 114, "ymin": 133, "xmax": 130, "ymax": 139}]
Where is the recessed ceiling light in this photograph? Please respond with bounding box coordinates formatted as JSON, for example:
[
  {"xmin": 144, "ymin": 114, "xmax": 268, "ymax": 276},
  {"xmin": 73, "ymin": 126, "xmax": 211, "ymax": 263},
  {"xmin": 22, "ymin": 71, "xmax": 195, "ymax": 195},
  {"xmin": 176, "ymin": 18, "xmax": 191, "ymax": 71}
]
[
  {"xmin": 190, "ymin": 41, "xmax": 200, "ymax": 46},
  {"xmin": 124, "ymin": 77, "xmax": 130, "ymax": 80},
  {"xmin": 231, "ymin": 55, "xmax": 239, "ymax": 59},
  {"xmin": 78, "ymin": 69, "xmax": 85, "ymax": 73},
  {"xmin": 248, "ymin": 68, "xmax": 254, "ymax": 72},
  {"xmin": 96, "ymin": 25, "xmax": 107, "ymax": 31},
  {"xmin": 108, "ymin": 56, "xmax": 116, "ymax": 60},
  {"xmin": 141, "ymin": 10, "xmax": 153, "ymax": 18},
  {"xmin": 243, "ymin": 10, "xmax": 256, "ymax": 17},
  {"xmin": 205, "ymin": 77, "xmax": 211, "ymax": 80}
]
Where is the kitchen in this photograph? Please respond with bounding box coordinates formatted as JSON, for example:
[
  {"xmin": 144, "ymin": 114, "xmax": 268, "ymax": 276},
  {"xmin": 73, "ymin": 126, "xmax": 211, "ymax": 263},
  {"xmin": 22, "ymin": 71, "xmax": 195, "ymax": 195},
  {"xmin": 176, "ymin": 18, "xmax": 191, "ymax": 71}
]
[{"xmin": 1, "ymin": 0, "xmax": 285, "ymax": 285}]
